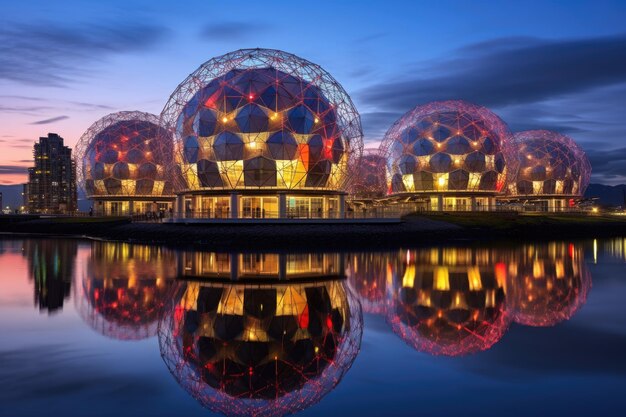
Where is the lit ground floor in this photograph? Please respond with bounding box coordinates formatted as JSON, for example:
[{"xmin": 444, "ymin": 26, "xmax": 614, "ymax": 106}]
[
  {"xmin": 380, "ymin": 193, "xmax": 498, "ymax": 212},
  {"xmin": 179, "ymin": 251, "xmax": 344, "ymax": 281},
  {"xmin": 497, "ymin": 196, "xmax": 581, "ymax": 212},
  {"xmin": 175, "ymin": 191, "xmax": 347, "ymax": 219},
  {"xmin": 90, "ymin": 197, "xmax": 175, "ymax": 216}
]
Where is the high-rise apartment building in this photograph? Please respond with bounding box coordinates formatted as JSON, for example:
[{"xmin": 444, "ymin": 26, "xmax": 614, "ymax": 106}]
[{"xmin": 27, "ymin": 133, "xmax": 77, "ymax": 213}]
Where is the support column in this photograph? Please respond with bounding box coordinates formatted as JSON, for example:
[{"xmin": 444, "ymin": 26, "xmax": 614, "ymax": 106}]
[
  {"xmin": 176, "ymin": 195, "xmax": 184, "ymax": 218},
  {"xmin": 278, "ymin": 253, "xmax": 287, "ymax": 280},
  {"xmin": 193, "ymin": 195, "xmax": 201, "ymax": 218},
  {"xmin": 470, "ymin": 196, "xmax": 477, "ymax": 212},
  {"xmin": 230, "ymin": 253, "xmax": 239, "ymax": 281},
  {"xmin": 437, "ymin": 194, "xmax": 443, "ymax": 211},
  {"xmin": 128, "ymin": 200, "xmax": 134, "ymax": 216},
  {"xmin": 230, "ymin": 192, "xmax": 239, "ymax": 219},
  {"xmin": 339, "ymin": 194, "xmax": 346, "ymax": 219},
  {"xmin": 278, "ymin": 192, "xmax": 287, "ymax": 218}
]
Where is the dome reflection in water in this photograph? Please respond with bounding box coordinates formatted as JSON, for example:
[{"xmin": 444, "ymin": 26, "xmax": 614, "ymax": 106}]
[
  {"xmin": 504, "ymin": 242, "xmax": 592, "ymax": 327},
  {"xmin": 158, "ymin": 252, "xmax": 362, "ymax": 417},
  {"xmin": 75, "ymin": 242, "xmax": 177, "ymax": 340},
  {"xmin": 386, "ymin": 247, "xmax": 510, "ymax": 356},
  {"xmin": 346, "ymin": 243, "xmax": 592, "ymax": 356},
  {"xmin": 346, "ymin": 252, "xmax": 391, "ymax": 315}
]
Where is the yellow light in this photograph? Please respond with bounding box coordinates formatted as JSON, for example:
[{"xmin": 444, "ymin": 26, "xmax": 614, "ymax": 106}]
[
  {"xmin": 438, "ymin": 177, "xmax": 445, "ymax": 186},
  {"xmin": 592, "ymin": 207, "xmax": 598, "ymax": 213},
  {"xmin": 454, "ymin": 159, "xmax": 460, "ymax": 164},
  {"xmin": 222, "ymin": 116, "xmax": 228, "ymax": 123},
  {"xmin": 249, "ymin": 141, "xmax": 256, "ymax": 148},
  {"xmin": 314, "ymin": 118, "xmax": 319, "ymax": 123}
]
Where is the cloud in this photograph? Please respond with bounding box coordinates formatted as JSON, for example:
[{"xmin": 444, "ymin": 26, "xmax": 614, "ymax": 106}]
[
  {"xmin": 358, "ymin": 34, "xmax": 626, "ymax": 111},
  {"xmin": 29, "ymin": 115, "xmax": 69, "ymax": 125},
  {"xmin": 354, "ymin": 34, "xmax": 626, "ymax": 185},
  {"xmin": 199, "ymin": 21, "xmax": 271, "ymax": 41},
  {"xmin": 0, "ymin": 96, "xmax": 115, "ymax": 113},
  {"xmin": 0, "ymin": 21, "xmax": 170, "ymax": 86},
  {"xmin": 585, "ymin": 147, "xmax": 626, "ymax": 182},
  {"xmin": 0, "ymin": 165, "xmax": 29, "ymax": 175}
]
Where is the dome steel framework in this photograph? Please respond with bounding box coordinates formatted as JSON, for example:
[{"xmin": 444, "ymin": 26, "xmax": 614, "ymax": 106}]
[
  {"xmin": 76, "ymin": 111, "xmax": 174, "ymax": 198},
  {"xmin": 161, "ymin": 48, "xmax": 362, "ymax": 194},
  {"xmin": 508, "ymin": 130, "xmax": 591, "ymax": 198},
  {"xmin": 349, "ymin": 148, "xmax": 387, "ymax": 199},
  {"xmin": 379, "ymin": 100, "xmax": 514, "ymax": 211},
  {"xmin": 159, "ymin": 48, "xmax": 363, "ymax": 219},
  {"xmin": 75, "ymin": 111, "xmax": 175, "ymax": 215},
  {"xmin": 158, "ymin": 279, "xmax": 362, "ymax": 417}
]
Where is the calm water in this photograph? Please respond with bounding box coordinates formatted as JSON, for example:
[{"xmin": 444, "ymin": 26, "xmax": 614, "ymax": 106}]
[{"xmin": 1, "ymin": 238, "xmax": 626, "ymax": 417}]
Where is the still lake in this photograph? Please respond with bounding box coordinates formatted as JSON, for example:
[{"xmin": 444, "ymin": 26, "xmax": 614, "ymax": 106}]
[{"xmin": 1, "ymin": 237, "xmax": 626, "ymax": 417}]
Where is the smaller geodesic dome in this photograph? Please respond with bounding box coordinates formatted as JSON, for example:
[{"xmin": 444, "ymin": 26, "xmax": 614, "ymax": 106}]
[
  {"xmin": 75, "ymin": 242, "xmax": 176, "ymax": 340},
  {"xmin": 75, "ymin": 111, "xmax": 174, "ymax": 197},
  {"xmin": 160, "ymin": 48, "xmax": 363, "ymax": 193},
  {"xmin": 379, "ymin": 100, "xmax": 513, "ymax": 194},
  {"xmin": 508, "ymin": 130, "xmax": 591, "ymax": 197},
  {"xmin": 349, "ymin": 148, "xmax": 387, "ymax": 198},
  {"xmin": 386, "ymin": 248, "xmax": 510, "ymax": 356},
  {"xmin": 505, "ymin": 242, "xmax": 591, "ymax": 327},
  {"xmin": 158, "ymin": 279, "xmax": 362, "ymax": 417}
]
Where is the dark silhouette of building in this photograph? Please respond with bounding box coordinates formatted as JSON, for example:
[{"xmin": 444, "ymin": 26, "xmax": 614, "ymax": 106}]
[
  {"xmin": 23, "ymin": 239, "xmax": 78, "ymax": 314},
  {"xmin": 27, "ymin": 133, "xmax": 77, "ymax": 213}
]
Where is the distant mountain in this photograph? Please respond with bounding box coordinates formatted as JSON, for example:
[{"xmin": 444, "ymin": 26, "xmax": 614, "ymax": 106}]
[{"xmin": 585, "ymin": 183, "xmax": 626, "ymax": 207}]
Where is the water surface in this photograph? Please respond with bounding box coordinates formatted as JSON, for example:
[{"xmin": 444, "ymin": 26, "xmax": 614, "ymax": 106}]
[{"xmin": 1, "ymin": 238, "xmax": 625, "ymax": 417}]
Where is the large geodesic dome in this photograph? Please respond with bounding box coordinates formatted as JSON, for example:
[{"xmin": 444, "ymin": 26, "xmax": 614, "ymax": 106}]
[
  {"xmin": 380, "ymin": 100, "xmax": 513, "ymax": 194},
  {"xmin": 508, "ymin": 130, "xmax": 591, "ymax": 197},
  {"xmin": 158, "ymin": 279, "xmax": 362, "ymax": 417},
  {"xmin": 160, "ymin": 48, "xmax": 363, "ymax": 192},
  {"xmin": 75, "ymin": 111, "xmax": 174, "ymax": 197},
  {"xmin": 386, "ymin": 248, "xmax": 510, "ymax": 356}
]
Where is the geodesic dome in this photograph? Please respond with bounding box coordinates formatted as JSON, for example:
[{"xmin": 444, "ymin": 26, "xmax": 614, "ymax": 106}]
[
  {"xmin": 508, "ymin": 130, "xmax": 591, "ymax": 197},
  {"xmin": 386, "ymin": 248, "xmax": 510, "ymax": 356},
  {"xmin": 75, "ymin": 242, "xmax": 176, "ymax": 340},
  {"xmin": 349, "ymin": 148, "xmax": 387, "ymax": 198},
  {"xmin": 506, "ymin": 242, "xmax": 591, "ymax": 327},
  {"xmin": 75, "ymin": 111, "xmax": 174, "ymax": 197},
  {"xmin": 160, "ymin": 48, "xmax": 363, "ymax": 192},
  {"xmin": 379, "ymin": 100, "xmax": 513, "ymax": 194},
  {"xmin": 346, "ymin": 252, "xmax": 390, "ymax": 314},
  {"xmin": 158, "ymin": 279, "xmax": 362, "ymax": 417}
]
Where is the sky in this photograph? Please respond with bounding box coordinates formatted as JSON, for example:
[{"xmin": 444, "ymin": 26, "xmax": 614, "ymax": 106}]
[{"xmin": 1, "ymin": 0, "xmax": 626, "ymax": 185}]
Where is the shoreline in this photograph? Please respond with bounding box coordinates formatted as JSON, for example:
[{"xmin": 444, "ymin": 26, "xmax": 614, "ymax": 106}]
[{"xmin": 2, "ymin": 213, "xmax": 626, "ymax": 251}]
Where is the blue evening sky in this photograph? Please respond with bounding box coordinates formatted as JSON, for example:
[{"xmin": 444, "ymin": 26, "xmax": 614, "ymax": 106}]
[{"xmin": 1, "ymin": 0, "xmax": 626, "ymax": 183}]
